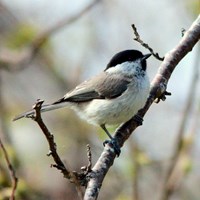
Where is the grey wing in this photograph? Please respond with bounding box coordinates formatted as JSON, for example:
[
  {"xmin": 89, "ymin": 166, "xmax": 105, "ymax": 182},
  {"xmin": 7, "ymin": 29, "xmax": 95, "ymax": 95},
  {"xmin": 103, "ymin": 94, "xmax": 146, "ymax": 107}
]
[
  {"xmin": 95, "ymin": 73, "xmax": 130, "ymax": 98},
  {"xmin": 53, "ymin": 72, "xmax": 131, "ymax": 104}
]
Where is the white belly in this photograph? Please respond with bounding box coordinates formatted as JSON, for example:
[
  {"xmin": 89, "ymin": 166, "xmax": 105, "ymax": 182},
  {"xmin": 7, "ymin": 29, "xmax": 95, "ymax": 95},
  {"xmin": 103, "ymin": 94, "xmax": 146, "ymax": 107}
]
[{"xmin": 72, "ymin": 75, "xmax": 150, "ymax": 126}]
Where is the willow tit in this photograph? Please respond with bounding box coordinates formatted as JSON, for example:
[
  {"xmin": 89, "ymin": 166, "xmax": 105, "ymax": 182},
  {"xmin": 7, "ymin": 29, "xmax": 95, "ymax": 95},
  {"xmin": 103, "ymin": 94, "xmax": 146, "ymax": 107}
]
[{"xmin": 14, "ymin": 50, "xmax": 151, "ymax": 155}]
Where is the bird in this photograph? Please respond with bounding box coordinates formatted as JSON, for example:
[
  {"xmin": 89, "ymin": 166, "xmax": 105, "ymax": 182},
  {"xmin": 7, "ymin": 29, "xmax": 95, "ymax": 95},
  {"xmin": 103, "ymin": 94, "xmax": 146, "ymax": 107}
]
[{"xmin": 13, "ymin": 49, "xmax": 151, "ymax": 156}]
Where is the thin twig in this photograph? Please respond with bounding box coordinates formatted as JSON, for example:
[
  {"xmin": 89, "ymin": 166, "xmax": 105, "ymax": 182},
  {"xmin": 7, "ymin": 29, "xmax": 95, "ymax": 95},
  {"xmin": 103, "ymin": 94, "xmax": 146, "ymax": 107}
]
[
  {"xmin": 181, "ymin": 28, "xmax": 186, "ymax": 37},
  {"xmin": 31, "ymin": 99, "xmax": 91, "ymax": 199},
  {"xmin": 0, "ymin": 138, "xmax": 18, "ymax": 200},
  {"xmin": 84, "ymin": 15, "xmax": 200, "ymax": 200},
  {"xmin": 86, "ymin": 144, "xmax": 92, "ymax": 172},
  {"xmin": 31, "ymin": 99, "xmax": 71, "ymax": 177},
  {"xmin": 131, "ymin": 24, "xmax": 164, "ymax": 61}
]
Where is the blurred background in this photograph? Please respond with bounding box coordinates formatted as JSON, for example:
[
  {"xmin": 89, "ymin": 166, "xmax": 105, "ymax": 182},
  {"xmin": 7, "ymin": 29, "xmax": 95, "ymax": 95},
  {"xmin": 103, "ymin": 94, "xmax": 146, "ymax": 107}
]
[{"xmin": 0, "ymin": 0, "xmax": 199, "ymax": 199}]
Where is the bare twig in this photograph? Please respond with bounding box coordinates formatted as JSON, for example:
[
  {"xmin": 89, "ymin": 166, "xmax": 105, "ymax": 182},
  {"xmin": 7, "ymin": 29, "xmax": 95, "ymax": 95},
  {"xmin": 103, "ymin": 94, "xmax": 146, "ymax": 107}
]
[
  {"xmin": 181, "ymin": 28, "xmax": 186, "ymax": 37},
  {"xmin": 160, "ymin": 43, "xmax": 200, "ymax": 200},
  {"xmin": 0, "ymin": 138, "xmax": 18, "ymax": 200},
  {"xmin": 31, "ymin": 99, "xmax": 94, "ymax": 199},
  {"xmin": 86, "ymin": 144, "xmax": 92, "ymax": 172},
  {"xmin": 31, "ymin": 99, "xmax": 71, "ymax": 177},
  {"xmin": 131, "ymin": 24, "xmax": 164, "ymax": 61},
  {"xmin": 84, "ymin": 15, "xmax": 200, "ymax": 200}
]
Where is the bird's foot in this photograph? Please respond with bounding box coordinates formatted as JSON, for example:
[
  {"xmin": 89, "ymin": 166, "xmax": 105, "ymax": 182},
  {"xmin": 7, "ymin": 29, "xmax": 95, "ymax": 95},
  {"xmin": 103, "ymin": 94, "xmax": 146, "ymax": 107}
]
[
  {"xmin": 133, "ymin": 114, "xmax": 143, "ymax": 126},
  {"xmin": 103, "ymin": 138, "xmax": 121, "ymax": 157},
  {"xmin": 154, "ymin": 90, "xmax": 171, "ymax": 103}
]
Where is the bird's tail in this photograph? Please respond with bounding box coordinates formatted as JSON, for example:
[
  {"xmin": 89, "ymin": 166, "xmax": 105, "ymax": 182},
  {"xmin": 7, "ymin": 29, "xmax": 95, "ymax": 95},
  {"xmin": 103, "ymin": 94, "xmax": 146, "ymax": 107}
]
[{"xmin": 13, "ymin": 102, "xmax": 67, "ymax": 121}]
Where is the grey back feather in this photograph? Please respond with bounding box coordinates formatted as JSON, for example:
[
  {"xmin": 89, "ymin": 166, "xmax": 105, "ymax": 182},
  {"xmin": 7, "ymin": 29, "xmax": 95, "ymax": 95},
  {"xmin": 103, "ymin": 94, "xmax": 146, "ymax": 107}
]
[{"xmin": 53, "ymin": 72, "xmax": 131, "ymax": 104}]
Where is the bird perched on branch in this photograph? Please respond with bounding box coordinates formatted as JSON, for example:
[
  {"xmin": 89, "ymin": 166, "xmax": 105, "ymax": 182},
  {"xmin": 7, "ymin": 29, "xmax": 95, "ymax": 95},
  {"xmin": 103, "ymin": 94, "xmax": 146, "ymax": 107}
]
[{"xmin": 14, "ymin": 49, "xmax": 151, "ymax": 156}]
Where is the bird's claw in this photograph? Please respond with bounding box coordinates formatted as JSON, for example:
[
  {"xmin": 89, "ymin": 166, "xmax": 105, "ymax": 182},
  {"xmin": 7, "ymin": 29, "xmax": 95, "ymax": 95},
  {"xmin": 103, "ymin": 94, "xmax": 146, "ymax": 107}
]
[
  {"xmin": 155, "ymin": 90, "xmax": 171, "ymax": 103},
  {"xmin": 133, "ymin": 114, "xmax": 143, "ymax": 126},
  {"xmin": 103, "ymin": 139, "xmax": 121, "ymax": 157}
]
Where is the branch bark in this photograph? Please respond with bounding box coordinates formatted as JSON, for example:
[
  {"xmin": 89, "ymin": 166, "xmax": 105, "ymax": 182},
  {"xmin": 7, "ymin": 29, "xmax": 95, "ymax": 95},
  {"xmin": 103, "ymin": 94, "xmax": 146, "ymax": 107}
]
[
  {"xmin": 31, "ymin": 100, "xmax": 96, "ymax": 199},
  {"xmin": 84, "ymin": 15, "xmax": 200, "ymax": 200},
  {"xmin": 0, "ymin": 138, "xmax": 18, "ymax": 200},
  {"xmin": 31, "ymin": 100, "xmax": 86, "ymax": 199},
  {"xmin": 160, "ymin": 43, "xmax": 200, "ymax": 200}
]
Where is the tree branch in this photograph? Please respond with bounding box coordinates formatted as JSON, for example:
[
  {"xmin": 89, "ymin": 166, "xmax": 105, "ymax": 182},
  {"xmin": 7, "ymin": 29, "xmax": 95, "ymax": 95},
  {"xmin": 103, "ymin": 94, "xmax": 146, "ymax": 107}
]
[
  {"xmin": 160, "ymin": 43, "xmax": 200, "ymax": 200},
  {"xmin": 84, "ymin": 15, "xmax": 200, "ymax": 200},
  {"xmin": 0, "ymin": 137, "xmax": 18, "ymax": 200},
  {"xmin": 30, "ymin": 100, "xmax": 95, "ymax": 199},
  {"xmin": 31, "ymin": 100, "xmax": 70, "ymax": 176},
  {"xmin": 131, "ymin": 24, "xmax": 164, "ymax": 61}
]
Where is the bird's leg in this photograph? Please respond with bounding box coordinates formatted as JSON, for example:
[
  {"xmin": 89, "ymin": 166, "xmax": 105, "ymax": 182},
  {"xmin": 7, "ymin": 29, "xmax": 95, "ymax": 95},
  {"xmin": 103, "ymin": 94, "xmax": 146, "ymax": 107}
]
[
  {"xmin": 100, "ymin": 124, "xmax": 113, "ymax": 140},
  {"xmin": 100, "ymin": 124, "xmax": 121, "ymax": 157}
]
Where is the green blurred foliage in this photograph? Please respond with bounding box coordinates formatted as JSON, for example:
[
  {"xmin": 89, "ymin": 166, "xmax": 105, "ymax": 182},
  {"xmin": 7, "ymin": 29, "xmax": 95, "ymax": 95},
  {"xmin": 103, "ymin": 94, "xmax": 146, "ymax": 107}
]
[
  {"xmin": 0, "ymin": 144, "xmax": 20, "ymax": 168},
  {"xmin": 115, "ymin": 194, "xmax": 130, "ymax": 200},
  {"xmin": 5, "ymin": 24, "xmax": 37, "ymax": 49},
  {"xmin": 15, "ymin": 180, "xmax": 49, "ymax": 200},
  {"xmin": 0, "ymin": 145, "xmax": 18, "ymax": 189},
  {"xmin": 0, "ymin": 178, "xmax": 49, "ymax": 200},
  {"xmin": 186, "ymin": 0, "xmax": 200, "ymax": 16},
  {"xmin": 98, "ymin": 125, "xmax": 118, "ymax": 141},
  {"xmin": 183, "ymin": 158, "xmax": 193, "ymax": 174},
  {"xmin": 136, "ymin": 151, "xmax": 151, "ymax": 166}
]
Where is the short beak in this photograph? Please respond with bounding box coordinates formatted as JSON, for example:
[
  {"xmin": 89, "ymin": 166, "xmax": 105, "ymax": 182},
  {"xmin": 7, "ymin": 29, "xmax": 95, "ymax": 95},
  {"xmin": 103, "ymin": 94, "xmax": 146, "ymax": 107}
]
[{"xmin": 142, "ymin": 53, "xmax": 151, "ymax": 60}]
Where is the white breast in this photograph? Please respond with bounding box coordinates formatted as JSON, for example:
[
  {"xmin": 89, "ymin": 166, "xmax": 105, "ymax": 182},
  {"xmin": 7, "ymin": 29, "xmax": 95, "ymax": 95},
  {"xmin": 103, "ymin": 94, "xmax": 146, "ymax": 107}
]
[{"xmin": 73, "ymin": 73, "xmax": 150, "ymax": 126}]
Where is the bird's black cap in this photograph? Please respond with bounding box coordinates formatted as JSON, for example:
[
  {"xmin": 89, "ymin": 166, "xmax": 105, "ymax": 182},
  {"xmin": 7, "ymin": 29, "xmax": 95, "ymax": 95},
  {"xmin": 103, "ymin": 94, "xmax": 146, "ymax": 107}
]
[{"xmin": 105, "ymin": 50, "xmax": 151, "ymax": 71}]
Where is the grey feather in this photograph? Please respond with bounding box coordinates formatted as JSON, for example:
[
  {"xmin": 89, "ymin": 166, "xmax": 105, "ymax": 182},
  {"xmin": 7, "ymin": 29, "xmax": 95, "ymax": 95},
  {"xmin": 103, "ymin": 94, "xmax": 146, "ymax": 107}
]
[
  {"xmin": 53, "ymin": 72, "xmax": 131, "ymax": 104},
  {"xmin": 13, "ymin": 103, "xmax": 66, "ymax": 121}
]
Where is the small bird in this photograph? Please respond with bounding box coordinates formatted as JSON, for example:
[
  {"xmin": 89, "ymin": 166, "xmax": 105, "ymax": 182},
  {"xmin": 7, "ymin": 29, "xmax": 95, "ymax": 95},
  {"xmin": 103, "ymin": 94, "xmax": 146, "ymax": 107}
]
[{"xmin": 14, "ymin": 50, "xmax": 151, "ymax": 155}]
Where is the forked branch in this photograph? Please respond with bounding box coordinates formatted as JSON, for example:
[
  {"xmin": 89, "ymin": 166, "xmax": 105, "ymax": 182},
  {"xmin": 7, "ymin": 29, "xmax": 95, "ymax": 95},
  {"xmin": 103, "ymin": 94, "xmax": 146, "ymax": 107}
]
[{"xmin": 84, "ymin": 15, "xmax": 200, "ymax": 200}]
